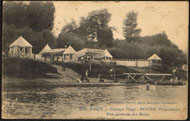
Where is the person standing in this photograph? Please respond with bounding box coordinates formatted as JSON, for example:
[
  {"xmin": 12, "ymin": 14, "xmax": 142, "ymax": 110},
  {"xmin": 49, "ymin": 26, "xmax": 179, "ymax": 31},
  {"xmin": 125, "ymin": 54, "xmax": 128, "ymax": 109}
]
[
  {"xmin": 109, "ymin": 67, "xmax": 114, "ymax": 80},
  {"xmin": 85, "ymin": 69, "xmax": 89, "ymax": 82},
  {"xmin": 62, "ymin": 64, "xmax": 65, "ymax": 71}
]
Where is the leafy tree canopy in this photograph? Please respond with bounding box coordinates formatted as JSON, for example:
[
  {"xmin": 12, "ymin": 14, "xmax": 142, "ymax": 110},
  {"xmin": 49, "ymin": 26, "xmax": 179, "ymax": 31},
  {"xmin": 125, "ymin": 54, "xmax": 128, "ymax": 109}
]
[
  {"xmin": 123, "ymin": 11, "xmax": 141, "ymax": 43},
  {"xmin": 3, "ymin": 1, "xmax": 55, "ymax": 53}
]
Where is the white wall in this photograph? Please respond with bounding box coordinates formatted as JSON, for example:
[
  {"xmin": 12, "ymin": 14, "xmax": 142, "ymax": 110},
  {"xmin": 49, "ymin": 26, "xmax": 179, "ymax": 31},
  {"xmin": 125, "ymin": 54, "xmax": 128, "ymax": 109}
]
[
  {"xmin": 116, "ymin": 59, "xmax": 149, "ymax": 67},
  {"xmin": 137, "ymin": 60, "xmax": 149, "ymax": 67},
  {"xmin": 35, "ymin": 54, "xmax": 43, "ymax": 60}
]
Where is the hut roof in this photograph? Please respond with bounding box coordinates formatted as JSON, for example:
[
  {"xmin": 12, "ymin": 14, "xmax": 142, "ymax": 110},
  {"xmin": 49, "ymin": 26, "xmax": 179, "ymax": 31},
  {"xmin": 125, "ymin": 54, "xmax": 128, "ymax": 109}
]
[
  {"xmin": 105, "ymin": 49, "xmax": 113, "ymax": 58},
  {"xmin": 46, "ymin": 48, "xmax": 66, "ymax": 54},
  {"xmin": 148, "ymin": 54, "xmax": 162, "ymax": 60},
  {"xmin": 77, "ymin": 48, "xmax": 113, "ymax": 58},
  {"xmin": 9, "ymin": 36, "xmax": 32, "ymax": 47},
  {"xmin": 64, "ymin": 45, "xmax": 76, "ymax": 54},
  {"xmin": 39, "ymin": 44, "xmax": 51, "ymax": 55}
]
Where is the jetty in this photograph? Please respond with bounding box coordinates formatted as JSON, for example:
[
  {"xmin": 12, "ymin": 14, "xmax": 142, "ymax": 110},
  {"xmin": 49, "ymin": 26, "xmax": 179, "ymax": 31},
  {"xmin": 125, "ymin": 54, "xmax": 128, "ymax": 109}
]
[{"xmin": 123, "ymin": 72, "xmax": 172, "ymax": 82}]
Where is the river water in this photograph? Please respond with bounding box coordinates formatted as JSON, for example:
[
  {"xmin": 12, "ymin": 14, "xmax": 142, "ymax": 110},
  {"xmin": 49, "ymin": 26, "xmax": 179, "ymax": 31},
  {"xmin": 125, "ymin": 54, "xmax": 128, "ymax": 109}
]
[{"xmin": 2, "ymin": 82, "xmax": 187, "ymax": 119}]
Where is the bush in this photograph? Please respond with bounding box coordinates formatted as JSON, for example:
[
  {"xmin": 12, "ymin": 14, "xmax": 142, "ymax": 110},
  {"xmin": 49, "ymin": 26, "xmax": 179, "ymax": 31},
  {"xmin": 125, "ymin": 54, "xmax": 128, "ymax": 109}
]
[
  {"xmin": 61, "ymin": 62, "xmax": 139, "ymax": 78},
  {"xmin": 2, "ymin": 57, "xmax": 57, "ymax": 78}
]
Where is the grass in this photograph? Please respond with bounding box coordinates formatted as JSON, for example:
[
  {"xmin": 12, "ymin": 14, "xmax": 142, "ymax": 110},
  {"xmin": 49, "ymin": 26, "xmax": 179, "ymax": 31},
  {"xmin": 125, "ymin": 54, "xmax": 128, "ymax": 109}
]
[
  {"xmin": 53, "ymin": 62, "xmax": 139, "ymax": 78},
  {"xmin": 2, "ymin": 57, "xmax": 58, "ymax": 79}
]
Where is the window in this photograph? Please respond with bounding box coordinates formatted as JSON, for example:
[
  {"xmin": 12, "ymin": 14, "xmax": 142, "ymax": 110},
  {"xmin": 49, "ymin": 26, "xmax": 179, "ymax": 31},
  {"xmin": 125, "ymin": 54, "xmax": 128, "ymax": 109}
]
[
  {"xmin": 25, "ymin": 48, "xmax": 28, "ymax": 53},
  {"xmin": 70, "ymin": 54, "xmax": 73, "ymax": 59},
  {"xmin": 87, "ymin": 56, "xmax": 91, "ymax": 60}
]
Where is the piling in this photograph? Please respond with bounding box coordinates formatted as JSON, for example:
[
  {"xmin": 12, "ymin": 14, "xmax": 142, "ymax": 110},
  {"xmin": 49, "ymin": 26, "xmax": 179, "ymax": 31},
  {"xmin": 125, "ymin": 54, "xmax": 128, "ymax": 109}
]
[
  {"xmin": 146, "ymin": 83, "xmax": 150, "ymax": 91},
  {"xmin": 98, "ymin": 74, "xmax": 101, "ymax": 82}
]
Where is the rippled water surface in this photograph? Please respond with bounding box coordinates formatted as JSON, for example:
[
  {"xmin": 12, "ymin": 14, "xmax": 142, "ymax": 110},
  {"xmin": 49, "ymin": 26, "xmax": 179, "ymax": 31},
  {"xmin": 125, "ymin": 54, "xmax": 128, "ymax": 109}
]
[{"xmin": 2, "ymin": 82, "xmax": 187, "ymax": 119}]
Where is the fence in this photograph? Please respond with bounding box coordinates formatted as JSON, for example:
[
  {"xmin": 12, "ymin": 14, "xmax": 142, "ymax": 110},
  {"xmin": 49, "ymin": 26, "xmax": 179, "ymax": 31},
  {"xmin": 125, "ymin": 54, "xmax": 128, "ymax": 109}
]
[{"xmin": 115, "ymin": 59, "xmax": 149, "ymax": 67}]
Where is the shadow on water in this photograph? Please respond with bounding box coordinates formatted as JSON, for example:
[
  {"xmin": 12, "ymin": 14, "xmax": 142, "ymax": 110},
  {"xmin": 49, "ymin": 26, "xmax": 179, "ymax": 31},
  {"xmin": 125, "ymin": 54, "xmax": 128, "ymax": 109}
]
[{"xmin": 2, "ymin": 83, "xmax": 187, "ymax": 119}]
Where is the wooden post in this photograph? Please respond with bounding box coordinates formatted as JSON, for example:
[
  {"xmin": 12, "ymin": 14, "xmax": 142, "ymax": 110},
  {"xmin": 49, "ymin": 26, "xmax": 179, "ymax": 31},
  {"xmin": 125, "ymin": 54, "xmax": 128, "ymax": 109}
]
[
  {"xmin": 160, "ymin": 75, "xmax": 165, "ymax": 82},
  {"xmin": 128, "ymin": 74, "xmax": 129, "ymax": 81},
  {"xmin": 114, "ymin": 74, "xmax": 116, "ymax": 83},
  {"xmin": 98, "ymin": 74, "xmax": 101, "ymax": 82},
  {"xmin": 90, "ymin": 63, "xmax": 92, "ymax": 71},
  {"xmin": 142, "ymin": 75, "xmax": 145, "ymax": 82}
]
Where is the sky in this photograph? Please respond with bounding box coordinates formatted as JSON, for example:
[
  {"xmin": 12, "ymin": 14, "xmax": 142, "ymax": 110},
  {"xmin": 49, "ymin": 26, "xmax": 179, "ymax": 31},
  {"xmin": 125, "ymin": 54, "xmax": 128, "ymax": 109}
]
[{"xmin": 52, "ymin": 1, "xmax": 188, "ymax": 52}]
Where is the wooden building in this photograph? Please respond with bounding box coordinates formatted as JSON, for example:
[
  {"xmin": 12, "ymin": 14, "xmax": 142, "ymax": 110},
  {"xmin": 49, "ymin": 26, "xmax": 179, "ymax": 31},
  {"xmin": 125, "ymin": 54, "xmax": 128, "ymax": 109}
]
[
  {"xmin": 42, "ymin": 45, "xmax": 77, "ymax": 62},
  {"xmin": 148, "ymin": 54, "xmax": 162, "ymax": 66},
  {"xmin": 38, "ymin": 44, "xmax": 51, "ymax": 60},
  {"xmin": 8, "ymin": 36, "xmax": 33, "ymax": 58},
  {"xmin": 77, "ymin": 48, "xmax": 113, "ymax": 63}
]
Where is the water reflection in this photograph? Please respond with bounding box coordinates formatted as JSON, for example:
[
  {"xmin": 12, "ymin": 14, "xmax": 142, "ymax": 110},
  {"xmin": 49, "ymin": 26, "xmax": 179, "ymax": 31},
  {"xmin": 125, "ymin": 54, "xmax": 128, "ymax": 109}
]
[{"xmin": 2, "ymin": 84, "xmax": 187, "ymax": 119}]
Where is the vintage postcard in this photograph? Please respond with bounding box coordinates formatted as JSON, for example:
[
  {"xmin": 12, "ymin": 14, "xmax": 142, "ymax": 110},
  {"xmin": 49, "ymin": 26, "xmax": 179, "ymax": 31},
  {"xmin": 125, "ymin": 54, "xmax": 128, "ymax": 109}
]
[{"xmin": 2, "ymin": 1, "xmax": 188, "ymax": 120}]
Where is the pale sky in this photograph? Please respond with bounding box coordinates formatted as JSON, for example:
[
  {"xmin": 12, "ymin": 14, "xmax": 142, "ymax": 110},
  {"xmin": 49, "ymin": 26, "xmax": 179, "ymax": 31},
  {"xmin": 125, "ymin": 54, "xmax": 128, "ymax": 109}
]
[{"xmin": 52, "ymin": 1, "xmax": 188, "ymax": 52}]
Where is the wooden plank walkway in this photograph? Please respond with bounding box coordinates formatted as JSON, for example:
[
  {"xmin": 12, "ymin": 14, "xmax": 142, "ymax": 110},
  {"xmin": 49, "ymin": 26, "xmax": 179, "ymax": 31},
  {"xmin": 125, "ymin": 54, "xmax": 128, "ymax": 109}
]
[{"xmin": 123, "ymin": 72, "xmax": 172, "ymax": 82}]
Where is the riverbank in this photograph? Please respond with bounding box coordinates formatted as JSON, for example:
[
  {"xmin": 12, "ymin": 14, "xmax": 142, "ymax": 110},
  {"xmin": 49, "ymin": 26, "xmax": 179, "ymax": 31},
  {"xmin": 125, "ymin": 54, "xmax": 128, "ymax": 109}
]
[
  {"xmin": 2, "ymin": 58, "xmax": 58, "ymax": 79},
  {"xmin": 2, "ymin": 58, "xmax": 186, "ymax": 87}
]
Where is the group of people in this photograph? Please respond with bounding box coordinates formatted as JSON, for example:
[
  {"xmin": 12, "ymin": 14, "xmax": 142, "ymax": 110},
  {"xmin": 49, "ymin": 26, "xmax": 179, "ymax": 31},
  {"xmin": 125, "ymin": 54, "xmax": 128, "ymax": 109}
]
[
  {"xmin": 79, "ymin": 67, "xmax": 116, "ymax": 83},
  {"xmin": 80, "ymin": 69, "xmax": 90, "ymax": 82}
]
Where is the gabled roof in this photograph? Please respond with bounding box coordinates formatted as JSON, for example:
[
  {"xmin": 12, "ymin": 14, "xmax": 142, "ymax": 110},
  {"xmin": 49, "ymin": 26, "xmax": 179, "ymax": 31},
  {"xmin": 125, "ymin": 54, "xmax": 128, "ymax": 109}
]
[
  {"xmin": 77, "ymin": 48, "xmax": 103, "ymax": 58},
  {"xmin": 9, "ymin": 36, "xmax": 32, "ymax": 47},
  {"xmin": 46, "ymin": 48, "xmax": 66, "ymax": 54},
  {"xmin": 64, "ymin": 45, "xmax": 76, "ymax": 54},
  {"xmin": 94, "ymin": 53, "xmax": 105, "ymax": 59},
  {"xmin": 105, "ymin": 49, "xmax": 112, "ymax": 58},
  {"xmin": 77, "ymin": 48, "xmax": 113, "ymax": 58},
  {"xmin": 148, "ymin": 54, "xmax": 162, "ymax": 60},
  {"xmin": 39, "ymin": 44, "xmax": 51, "ymax": 55},
  {"xmin": 84, "ymin": 48, "xmax": 105, "ymax": 53}
]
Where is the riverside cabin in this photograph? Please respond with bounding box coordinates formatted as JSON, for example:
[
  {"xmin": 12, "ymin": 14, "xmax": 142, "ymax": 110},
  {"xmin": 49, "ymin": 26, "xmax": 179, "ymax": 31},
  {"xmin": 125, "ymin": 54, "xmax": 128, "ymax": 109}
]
[
  {"xmin": 116, "ymin": 54, "xmax": 162, "ymax": 67},
  {"xmin": 41, "ymin": 45, "xmax": 77, "ymax": 62},
  {"xmin": 38, "ymin": 44, "xmax": 51, "ymax": 60},
  {"xmin": 77, "ymin": 48, "xmax": 113, "ymax": 63},
  {"xmin": 8, "ymin": 36, "xmax": 33, "ymax": 58},
  {"xmin": 148, "ymin": 54, "xmax": 162, "ymax": 66}
]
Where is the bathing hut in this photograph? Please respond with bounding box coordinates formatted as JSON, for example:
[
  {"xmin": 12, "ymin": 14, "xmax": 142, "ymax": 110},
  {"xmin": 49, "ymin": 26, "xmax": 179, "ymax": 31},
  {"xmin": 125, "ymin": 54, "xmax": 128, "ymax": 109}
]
[
  {"xmin": 148, "ymin": 54, "xmax": 162, "ymax": 66},
  {"xmin": 43, "ymin": 45, "xmax": 77, "ymax": 62},
  {"xmin": 77, "ymin": 48, "xmax": 113, "ymax": 63},
  {"xmin": 38, "ymin": 44, "xmax": 51, "ymax": 60},
  {"xmin": 63, "ymin": 45, "xmax": 77, "ymax": 62},
  {"xmin": 8, "ymin": 36, "xmax": 33, "ymax": 58},
  {"xmin": 39, "ymin": 44, "xmax": 51, "ymax": 55},
  {"xmin": 44, "ymin": 48, "xmax": 66, "ymax": 62}
]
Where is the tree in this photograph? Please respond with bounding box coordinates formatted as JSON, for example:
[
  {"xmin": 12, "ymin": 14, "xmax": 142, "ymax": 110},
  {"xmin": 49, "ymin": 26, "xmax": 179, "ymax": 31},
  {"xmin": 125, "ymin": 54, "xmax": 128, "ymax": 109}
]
[
  {"xmin": 60, "ymin": 19, "xmax": 77, "ymax": 34},
  {"xmin": 3, "ymin": 1, "xmax": 55, "ymax": 53},
  {"xmin": 123, "ymin": 11, "xmax": 141, "ymax": 43},
  {"xmin": 97, "ymin": 28, "xmax": 113, "ymax": 47},
  {"xmin": 57, "ymin": 32, "xmax": 85, "ymax": 51},
  {"xmin": 78, "ymin": 9, "xmax": 113, "ymax": 47},
  {"xmin": 3, "ymin": 2, "xmax": 28, "ymax": 29},
  {"xmin": 27, "ymin": 1, "xmax": 55, "ymax": 32},
  {"xmin": 57, "ymin": 9, "xmax": 114, "ymax": 49}
]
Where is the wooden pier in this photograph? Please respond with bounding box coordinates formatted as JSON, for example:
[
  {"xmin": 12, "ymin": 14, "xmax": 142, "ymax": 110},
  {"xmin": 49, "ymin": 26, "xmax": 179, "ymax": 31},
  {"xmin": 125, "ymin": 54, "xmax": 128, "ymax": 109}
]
[{"xmin": 123, "ymin": 73, "xmax": 172, "ymax": 82}]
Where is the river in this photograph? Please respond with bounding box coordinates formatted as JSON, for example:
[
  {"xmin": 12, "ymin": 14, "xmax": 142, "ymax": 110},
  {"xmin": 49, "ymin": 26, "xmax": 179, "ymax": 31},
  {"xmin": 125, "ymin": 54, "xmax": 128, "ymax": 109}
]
[{"xmin": 2, "ymin": 82, "xmax": 187, "ymax": 119}]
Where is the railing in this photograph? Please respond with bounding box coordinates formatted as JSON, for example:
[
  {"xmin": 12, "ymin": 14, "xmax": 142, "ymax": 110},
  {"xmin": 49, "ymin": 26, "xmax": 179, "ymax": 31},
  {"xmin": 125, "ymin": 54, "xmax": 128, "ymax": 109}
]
[{"xmin": 115, "ymin": 59, "xmax": 149, "ymax": 67}]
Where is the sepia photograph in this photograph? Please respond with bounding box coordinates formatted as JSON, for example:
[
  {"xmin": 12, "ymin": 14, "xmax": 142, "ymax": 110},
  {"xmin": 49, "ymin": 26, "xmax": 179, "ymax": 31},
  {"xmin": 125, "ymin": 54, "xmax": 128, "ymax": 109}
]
[{"xmin": 2, "ymin": 1, "xmax": 188, "ymax": 120}]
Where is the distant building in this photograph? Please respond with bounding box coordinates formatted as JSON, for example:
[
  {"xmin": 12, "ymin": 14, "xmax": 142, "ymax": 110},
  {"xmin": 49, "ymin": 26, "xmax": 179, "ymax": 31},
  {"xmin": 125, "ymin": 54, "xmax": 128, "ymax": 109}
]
[
  {"xmin": 42, "ymin": 45, "xmax": 77, "ymax": 62},
  {"xmin": 39, "ymin": 44, "xmax": 51, "ymax": 55},
  {"xmin": 37, "ymin": 44, "xmax": 51, "ymax": 60},
  {"xmin": 148, "ymin": 54, "xmax": 162, "ymax": 66},
  {"xmin": 116, "ymin": 59, "xmax": 149, "ymax": 67},
  {"xmin": 182, "ymin": 64, "xmax": 188, "ymax": 72},
  {"xmin": 77, "ymin": 48, "xmax": 113, "ymax": 63},
  {"xmin": 62, "ymin": 46, "xmax": 77, "ymax": 62},
  {"xmin": 8, "ymin": 36, "xmax": 33, "ymax": 58},
  {"xmin": 115, "ymin": 54, "xmax": 162, "ymax": 67}
]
